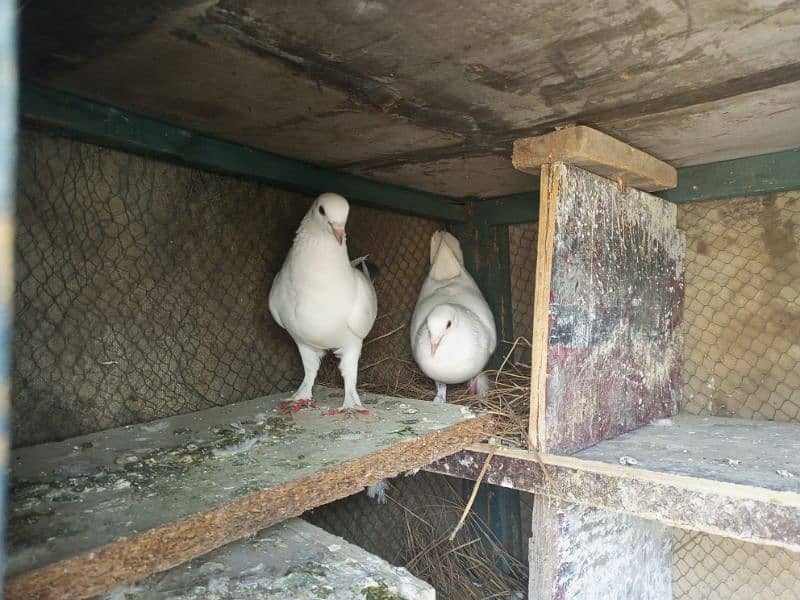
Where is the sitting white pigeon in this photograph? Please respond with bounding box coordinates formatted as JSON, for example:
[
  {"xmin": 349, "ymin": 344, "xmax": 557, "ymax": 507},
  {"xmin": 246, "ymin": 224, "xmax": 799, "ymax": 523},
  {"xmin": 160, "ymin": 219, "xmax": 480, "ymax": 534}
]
[
  {"xmin": 410, "ymin": 230, "xmax": 496, "ymax": 403},
  {"xmin": 269, "ymin": 193, "xmax": 378, "ymax": 414}
]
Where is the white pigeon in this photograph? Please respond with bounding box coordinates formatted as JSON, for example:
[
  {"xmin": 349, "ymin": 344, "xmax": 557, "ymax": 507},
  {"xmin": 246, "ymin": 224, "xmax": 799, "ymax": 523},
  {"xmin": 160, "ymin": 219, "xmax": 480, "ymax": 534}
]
[
  {"xmin": 410, "ymin": 230, "xmax": 496, "ymax": 403},
  {"xmin": 269, "ymin": 193, "xmax": 378, "ymax": 414}
]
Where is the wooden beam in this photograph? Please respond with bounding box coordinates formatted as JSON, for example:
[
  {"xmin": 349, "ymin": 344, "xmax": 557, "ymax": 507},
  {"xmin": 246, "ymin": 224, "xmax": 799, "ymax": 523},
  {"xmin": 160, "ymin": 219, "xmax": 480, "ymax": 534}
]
[
  {"xmin": 471, "ymin": 192, "xmax": 540, "ymax": 226},
  {"xmin": 19, "ymin": 83, "xmax": 467, "ymax": 223},
  {"xmin": 428, "ymin": 414, "xmax": 800, "ymax": 551},
  {"xmin": 513, "ymin": 126, "xmax": 677, "ymax": 192},
  {"xmin": 659, "ymin": 147, "xmax": 800, "ymax": 203},
  {"xmin": 530, "ymin": 496, "xmax": 672, "ymax": 599}
]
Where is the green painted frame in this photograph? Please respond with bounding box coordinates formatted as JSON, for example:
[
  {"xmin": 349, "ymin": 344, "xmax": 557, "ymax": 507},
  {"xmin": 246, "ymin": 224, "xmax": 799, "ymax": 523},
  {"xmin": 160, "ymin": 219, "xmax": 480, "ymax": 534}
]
[
  {"xmin": 19, "ymin": 83, "xmax": 467, "ymax": 223},
  {"xmin": 471, "ymin": 147, "xmax": 800, "ymax": 226}
]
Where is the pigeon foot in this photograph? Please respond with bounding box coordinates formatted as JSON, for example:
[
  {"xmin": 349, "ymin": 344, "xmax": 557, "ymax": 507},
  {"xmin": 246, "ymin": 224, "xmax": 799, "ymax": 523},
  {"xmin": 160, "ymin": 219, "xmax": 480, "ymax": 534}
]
[
  {"xmin": 276, "ymin": 398, "xmax": 319, "ymax": 413},
  {"xmin": 323, "ymin": 407, "xmax": 371, "ymax": 417}
]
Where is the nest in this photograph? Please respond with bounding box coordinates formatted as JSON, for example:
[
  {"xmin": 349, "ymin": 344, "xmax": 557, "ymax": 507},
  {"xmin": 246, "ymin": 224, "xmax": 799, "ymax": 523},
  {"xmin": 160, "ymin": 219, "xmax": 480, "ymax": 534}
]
[{"xmin": 392, "ymin": 477, "xmax": 527, "ymax": 599}]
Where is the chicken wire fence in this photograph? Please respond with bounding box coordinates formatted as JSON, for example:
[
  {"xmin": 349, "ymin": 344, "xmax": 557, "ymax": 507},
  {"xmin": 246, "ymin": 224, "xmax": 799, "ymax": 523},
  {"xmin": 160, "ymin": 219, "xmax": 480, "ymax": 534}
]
[
  {"xmin": 11, "ymin": 129, "xmax": 439, "ymax": 446},
  {"xmin": 679, "ymin": 192, "xmax": 800, "ymax": 422},
  {"xmin": 509, "ymin": 207, "xmax": 800, "ymax": 598}
]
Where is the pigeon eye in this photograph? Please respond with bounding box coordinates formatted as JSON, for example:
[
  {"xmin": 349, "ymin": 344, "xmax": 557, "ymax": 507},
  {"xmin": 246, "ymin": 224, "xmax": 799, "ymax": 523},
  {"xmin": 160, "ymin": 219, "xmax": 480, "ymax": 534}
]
[
  {"xmin": 319, "ymin": 205, "xmax": 326, "ymax": 216},
  {"xmin": 446, "ymin": 320, "xmax": 451, "ymax": 328}
]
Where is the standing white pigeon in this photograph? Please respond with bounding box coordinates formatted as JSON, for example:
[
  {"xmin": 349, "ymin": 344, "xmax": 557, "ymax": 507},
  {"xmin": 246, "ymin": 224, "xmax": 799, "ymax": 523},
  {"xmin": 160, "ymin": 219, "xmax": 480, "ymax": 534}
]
[
  {"xmin": 269, "ymin": 193, "xmax": 377, "ymax": 414},
  {"xmin": 410, "ymin": 230, "xmax": 496, "ymax": 403}
]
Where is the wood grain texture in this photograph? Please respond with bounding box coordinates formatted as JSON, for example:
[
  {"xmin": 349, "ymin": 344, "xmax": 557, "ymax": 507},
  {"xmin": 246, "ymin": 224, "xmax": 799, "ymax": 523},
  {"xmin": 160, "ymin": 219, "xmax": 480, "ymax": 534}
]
[
  {"xmin": 6, "ymin": 387, "xmax": 489, "ymax": 599},
  {"xmin": 533, "ymin": 163, "xmax": 685, "ymax": 454},
  {"xmin": 513, "ymin": 127, "xmax": 677, "ymax": 192},
  {"xmin": 528, "ymin": 164, "xmax": 558, "ymax": 449},
  {"xmin": 104, "ymin": 518, "xmax": 435, "ymax": 599},
  {"xmin": 529, "ymin": 496, "xmax": 672, "ymax": 600},
  {"xmin": 427, "ymin": 432, "xmax": 800, "ymax": 550}
]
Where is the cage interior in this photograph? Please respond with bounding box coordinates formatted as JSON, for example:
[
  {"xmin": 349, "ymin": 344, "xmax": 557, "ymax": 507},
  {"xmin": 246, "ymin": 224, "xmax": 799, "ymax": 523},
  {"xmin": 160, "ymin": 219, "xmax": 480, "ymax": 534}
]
[{"xmin": 5, "ymin": 3, "xmax": 800, "ymax": 599}]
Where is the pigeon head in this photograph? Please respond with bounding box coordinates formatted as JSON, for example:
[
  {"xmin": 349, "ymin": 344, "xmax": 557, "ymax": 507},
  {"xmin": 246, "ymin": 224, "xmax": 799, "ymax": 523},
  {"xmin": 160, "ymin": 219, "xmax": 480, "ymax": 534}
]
[
  {"xmin": 311, "ymin": 193, "xmax": 350, "ymax": 245},
  {"xmin": 426, "ymin": 304, "xmax": 457, "ymax": 356}
]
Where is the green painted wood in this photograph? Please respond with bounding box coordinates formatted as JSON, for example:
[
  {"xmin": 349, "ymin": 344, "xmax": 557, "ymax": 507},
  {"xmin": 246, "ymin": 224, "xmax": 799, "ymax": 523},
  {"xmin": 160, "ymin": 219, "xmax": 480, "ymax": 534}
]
[
  {"xmin": 472, "ymin": 192, "xmax": 540, "ymax": 226},
  {"xmin": 19, "ymin": 83, "xmax": 467, "ymax": 223},
  {"xmin": 658, "ymin": 147, "xmax": 800, "ymax": 204},
  {"xmin": 482, "ymin": 146, "xmax": 800, "ymax": 224},
  {"xmin": 450, "ymin": 221, "xmax": 513, "ymax": 367}
]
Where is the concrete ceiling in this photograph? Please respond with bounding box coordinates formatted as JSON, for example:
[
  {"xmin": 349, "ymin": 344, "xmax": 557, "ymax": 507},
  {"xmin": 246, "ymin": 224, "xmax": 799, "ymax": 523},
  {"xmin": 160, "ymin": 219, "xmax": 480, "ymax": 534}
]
[{"xmin": 19, "ymin": 0, "xmax": 800, "ymax": 198}]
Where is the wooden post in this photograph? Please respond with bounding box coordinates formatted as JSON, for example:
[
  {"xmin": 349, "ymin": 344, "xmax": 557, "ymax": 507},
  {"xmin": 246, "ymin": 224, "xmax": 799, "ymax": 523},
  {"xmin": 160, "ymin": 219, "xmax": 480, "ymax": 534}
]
[{"xmin": 530, "ymin": 496, "xmax": 672, "ymax": 599}]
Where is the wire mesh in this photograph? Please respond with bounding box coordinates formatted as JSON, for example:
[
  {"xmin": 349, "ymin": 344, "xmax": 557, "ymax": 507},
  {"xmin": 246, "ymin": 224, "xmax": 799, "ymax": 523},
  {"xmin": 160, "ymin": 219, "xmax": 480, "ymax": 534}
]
[
  {"xmin": 306, "ymin": 471, "xmax": 528, "ymax": 598},
  {"xmin": 11, "ymin": 129, "xmax": 440, "ymax": 447},
  {"xmin": 673, "ymin": 529, "xmax": 800, "ymax": 599},
  {"xmin": 678, "ymin": 192, "xmax": 800, "ymax": 421},
  {"xmin": 673, "ymin": 192, "xmax": 800, "ymax": 597},
  {"xmin": 509, "ymin": 222, "xmax": 538, "ymax": 344}
]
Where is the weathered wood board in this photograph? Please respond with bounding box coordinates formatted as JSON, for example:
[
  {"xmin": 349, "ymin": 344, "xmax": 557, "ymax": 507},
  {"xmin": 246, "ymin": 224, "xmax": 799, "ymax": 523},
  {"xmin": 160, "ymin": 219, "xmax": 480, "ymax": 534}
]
[
  {"xmin": 102, "ymin": 518, "xmax": 435, "ymax": 600},
  {"xmin": 428, "ymin": 414, "xmax": 800, "ymax": 550},
  {"xmin": 574, "ymin": 414, "xmax": 800, "ymax": 491},
  {"xmin": 6, "ymin": 386, "xmax": 487, "ymax": 599},
  {"xmin": 530, "ymin": 496, "xmax": 672, "ymax": 600},
  {"xmin": 513, "ymin": 126, "xmax": 677, "ymax": 192},
  {"xmin": 531, "ymin": 162, "xmax": 685, "ymax": 454}
]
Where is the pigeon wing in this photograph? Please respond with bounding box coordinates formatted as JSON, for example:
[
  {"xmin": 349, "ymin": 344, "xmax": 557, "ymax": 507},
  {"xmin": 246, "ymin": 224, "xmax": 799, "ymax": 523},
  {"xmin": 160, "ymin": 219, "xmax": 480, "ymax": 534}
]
[{"xmin": 347, "ymin": 265, "xmax": 378, "ymax": 340}]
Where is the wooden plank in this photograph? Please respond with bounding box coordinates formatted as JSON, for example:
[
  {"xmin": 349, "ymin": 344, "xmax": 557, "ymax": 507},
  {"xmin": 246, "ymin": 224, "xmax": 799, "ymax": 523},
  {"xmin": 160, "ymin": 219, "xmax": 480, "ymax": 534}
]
[
  {"xmin": 427, "ymin": 413, "xmax": 800, "ymax": 550},
  {"xmin": 531, "ymin": 162, "xmax": 685, "ymax": 454},
  {"xmin": 529, "ymin": 164, "xmax": 558, "ymax": 449},
  {"xmin": 512, "ymin": 126, "xmax": 677, "ymax": 192},
  {"xmin": 6, "ymin": 387, "xmax": 488, "ymax": 599},
  {"xmin": 530, "ymin": 496, "xmax": 672, "ymax": 600},
  {"xmin": 574, "ymin": 414, "xmax": 800, "ymax": 492},
  {"xmin": 20, "ymin": 83, "xmax": 468, "ymax": 223},
  {"xmin": 105, "ymin": 518, "xmax": 435, "ymax": 599}
]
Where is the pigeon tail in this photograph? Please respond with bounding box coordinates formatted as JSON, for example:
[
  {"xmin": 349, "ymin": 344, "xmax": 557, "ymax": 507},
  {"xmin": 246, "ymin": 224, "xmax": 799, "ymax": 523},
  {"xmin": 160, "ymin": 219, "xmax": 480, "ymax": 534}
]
[
  {"xmin": 429, "ymin": 231, "xmax": 463, "ymax": 281},
  {"xmin": 430, "ymin": 230, "xmax": 464, "ymax": 266},
  {"xmin": 467, "ymin": 372, "xmax": 491, "ymax": 396}
]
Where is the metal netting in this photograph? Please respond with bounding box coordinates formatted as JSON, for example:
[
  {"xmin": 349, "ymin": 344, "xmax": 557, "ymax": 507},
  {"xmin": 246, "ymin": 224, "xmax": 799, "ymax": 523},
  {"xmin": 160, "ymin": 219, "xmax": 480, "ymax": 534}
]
[
  {"xmin": 678, "ymin": 192, "xmax": 800, "ymax": 421},
  {"xmin": 11, "ymin": 128, "xmax": 440, "ymax": 447},
  {"xmin": 306, "ymin": 471, "xmax": 458, "ymax": 565},
  {"xmin": 673, "ymin": 192, "xmax": 800, "ymax": 597},
  {"xmin": 509, "ymin": 222, "xmax": 538, "ymax": 345},
  {"xmin": 673, "ymin": 529, "xmax": 800, "ymax": 599},
  {"xmin": 306, "ymin": 471, "xmax": 528, "ymax": 598}
]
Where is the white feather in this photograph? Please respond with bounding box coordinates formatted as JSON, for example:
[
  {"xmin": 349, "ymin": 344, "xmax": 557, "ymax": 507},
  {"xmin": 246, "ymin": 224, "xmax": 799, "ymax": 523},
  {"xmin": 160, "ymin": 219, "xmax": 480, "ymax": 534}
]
[
  {"xmin": 269, "ymin": 193, "xmax": 377, "ymax": 409},
  {"xmin": 365, "ymin": 479, "xmax": 389, "ymax": 504},
  {"xmin": 410, "ymin": 231, "xmax": 496, "ymax": 402}
]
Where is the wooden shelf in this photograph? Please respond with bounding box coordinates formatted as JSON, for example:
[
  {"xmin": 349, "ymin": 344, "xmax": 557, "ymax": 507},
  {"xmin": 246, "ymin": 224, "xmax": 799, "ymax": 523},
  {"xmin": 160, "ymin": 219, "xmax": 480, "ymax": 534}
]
[
  {"xmin": 6, "ymin": 387, "xmax": 487, "ymax": 599},
  {"xmin": 428, "ymin": 414, "xmax": 800, "ymax": 551},
  {"xmin": 103, "ymin": 518, "xmax": 435, "ymax": 599}
]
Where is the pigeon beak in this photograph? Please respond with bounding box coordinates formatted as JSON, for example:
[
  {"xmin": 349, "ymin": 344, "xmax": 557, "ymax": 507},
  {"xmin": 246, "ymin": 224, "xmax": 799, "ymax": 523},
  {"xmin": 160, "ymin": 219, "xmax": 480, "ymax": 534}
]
[
  {"xmin": 430, "ymin": 340, "xmax": 440, "ymax": 356},
  {"xmin": 330, "ymin": 223, "xmax": 345, "ymax": 245}
]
